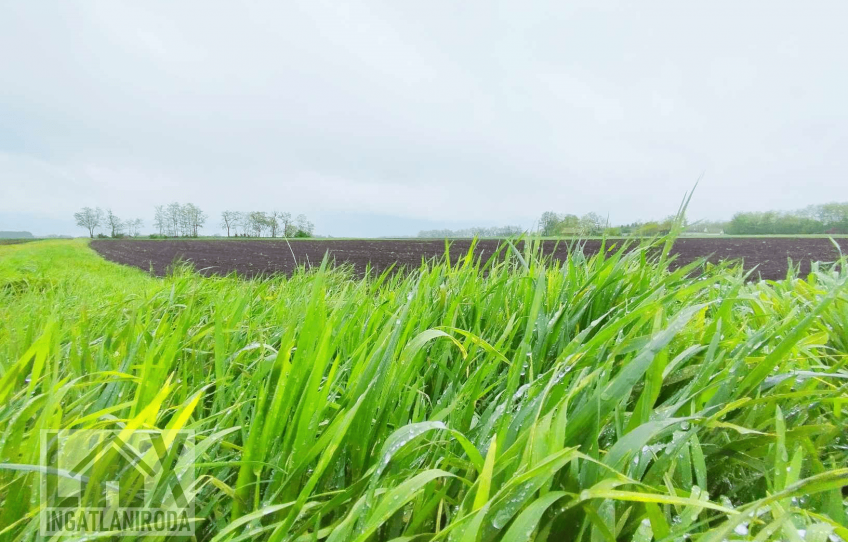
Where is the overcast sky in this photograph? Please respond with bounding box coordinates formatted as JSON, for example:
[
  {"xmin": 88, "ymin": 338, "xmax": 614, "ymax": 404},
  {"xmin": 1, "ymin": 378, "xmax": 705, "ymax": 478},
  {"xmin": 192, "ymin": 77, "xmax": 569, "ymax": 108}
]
[{"xmin": 1, "ymin": 1, "xmax": 846, "ymax": 237}]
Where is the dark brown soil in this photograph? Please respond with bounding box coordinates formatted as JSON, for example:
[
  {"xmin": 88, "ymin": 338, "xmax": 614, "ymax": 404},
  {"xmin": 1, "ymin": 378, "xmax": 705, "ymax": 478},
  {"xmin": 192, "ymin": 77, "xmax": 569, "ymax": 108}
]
[{"xmin": 91, "ymin": 237, "xmax": 848, "ymax": 281}]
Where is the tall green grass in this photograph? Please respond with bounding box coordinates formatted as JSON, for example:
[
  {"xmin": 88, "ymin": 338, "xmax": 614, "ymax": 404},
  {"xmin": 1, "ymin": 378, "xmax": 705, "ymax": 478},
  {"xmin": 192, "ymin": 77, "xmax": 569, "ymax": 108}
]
[{"xmin": 0, "ymin": 237, "xmax": 846, "ymax": 541}]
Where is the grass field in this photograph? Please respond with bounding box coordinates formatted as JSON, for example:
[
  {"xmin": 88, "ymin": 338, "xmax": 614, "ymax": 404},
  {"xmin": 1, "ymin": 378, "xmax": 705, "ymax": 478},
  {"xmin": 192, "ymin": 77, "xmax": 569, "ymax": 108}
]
[{"xmin": 1, "ymin": 238, "xmax": 847, "ymax": 541}]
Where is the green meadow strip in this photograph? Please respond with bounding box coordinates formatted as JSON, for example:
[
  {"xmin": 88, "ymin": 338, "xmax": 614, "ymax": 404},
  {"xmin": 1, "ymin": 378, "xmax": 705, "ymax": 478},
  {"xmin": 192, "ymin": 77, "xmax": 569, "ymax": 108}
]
[{"xmin": 0, "ymin": 235, "xmax": 846, "ymax": 541}]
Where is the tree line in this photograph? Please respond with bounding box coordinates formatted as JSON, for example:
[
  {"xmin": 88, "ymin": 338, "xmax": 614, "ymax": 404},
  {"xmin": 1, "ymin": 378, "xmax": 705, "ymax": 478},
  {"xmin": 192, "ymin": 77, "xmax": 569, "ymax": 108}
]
[
  {"xmin": 417, "ymin": 225, "xmax": 524, "ymax": 238},
  {"xmin": 152, "ymin": 203, "xmax": 207, "ymax": 237},
  {"xmin": 74, "ymin": 204, "xmax": 315, "ymax": 238},
  {"xmin": 220, "ymin": 211, "xmax": 314, "ymax": 237},
  {"xmin": 73, "ymin": 201, "xmax": 848, "ymax": 239},
  {"xmin": 538, "ymin": 212, "xmax": 682, "ymax": 237},
  {"xmin": 537, "ymin": 212, "xmax": 609, "ymax": 236},
  {"xmin": 540, "ymin": 202, "xmax": 848, "ymax": 237},
  {"xmin": 726, "ymin": 202, "xmax": 848, "ymax": 235},
  {"xmin": 74, "ymin": 207, "xmax": 144, "ymax": 238}
]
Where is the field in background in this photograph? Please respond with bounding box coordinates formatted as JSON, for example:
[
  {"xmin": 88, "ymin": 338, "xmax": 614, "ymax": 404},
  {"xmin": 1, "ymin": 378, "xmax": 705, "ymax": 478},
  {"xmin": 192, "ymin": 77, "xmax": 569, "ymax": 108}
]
[
  {"xmin": 1, "ymin": 238, "xmax": 847, "ymax": 540},
  {"xmin": 92, "ymin": 236, "xmax": 848, "ymax": 281}
]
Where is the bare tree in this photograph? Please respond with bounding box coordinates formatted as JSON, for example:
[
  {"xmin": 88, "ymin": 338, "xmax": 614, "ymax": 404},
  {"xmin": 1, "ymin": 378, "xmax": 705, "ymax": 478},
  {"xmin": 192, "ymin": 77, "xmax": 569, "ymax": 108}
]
[
  {"xmin": 74, "ymin": 207, "xmax": 104, "ymax": 238},
  {"xmin": 126, "ymin": 218, "xmax": 143, "ymax": 237},
  {"xmin": 221, "ymin": 211, "xmax": 238, "ymax": 237},
  {"xmin": 183, "ymin": 203, "xmax": 206, "ymax": 237},
  {"xmin": 234, "ymin": 212, "xmax": 248, "ymax": 236},
  {"xmin": 179, "ymin": 204, "xmax": 192, "ymax": 236},
  {"xmin": 105, "ymin": 209, "xmax": 124, "ymax": 237},
  {"xmin": 166, "ymin": 202, "xmax": 182, "ymax": 237},
  {"xmin": 153, "ymin": 205, "xmax": 166, "ymax": 235}
]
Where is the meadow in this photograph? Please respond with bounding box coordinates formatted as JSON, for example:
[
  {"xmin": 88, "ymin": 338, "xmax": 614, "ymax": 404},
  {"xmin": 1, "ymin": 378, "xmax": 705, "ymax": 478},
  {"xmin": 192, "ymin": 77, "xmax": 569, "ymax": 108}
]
[{"xmin": 0, "ymin": 236, "xmax": 847, "ymax": 541}]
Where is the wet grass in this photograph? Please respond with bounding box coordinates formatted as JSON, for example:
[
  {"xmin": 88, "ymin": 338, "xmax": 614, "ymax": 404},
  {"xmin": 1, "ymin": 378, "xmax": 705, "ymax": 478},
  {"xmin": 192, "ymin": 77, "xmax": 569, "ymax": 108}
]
[{"xmin": 0, "ymin": 236, "xmax": 846, "ymax": 541}]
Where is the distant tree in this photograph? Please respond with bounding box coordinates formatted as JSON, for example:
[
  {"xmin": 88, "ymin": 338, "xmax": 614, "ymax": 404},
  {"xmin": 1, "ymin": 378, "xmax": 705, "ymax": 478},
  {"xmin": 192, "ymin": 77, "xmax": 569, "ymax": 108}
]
[
  {"xmin": 559, "ymin": 214, "xmax": 580, "ymax": 230},
  {"xmin": 579, "ymin": 212, "xmax": 606, "ymax": 235},
  {"xmin": 295, "ymin": 214, "xmax": 314, "ymax": 237},
  {"xmin": 684, "ymin": 220, "xmax": 728, "ymax": 234},
  {"xmin": 183, "ymin": 203, "xmax": 206, "ymax": 237},
  {"xmin": 538, "ymin": 212, "xmax": 561, "ymax": 236},
  {"xmin": 126, "ymin": 218, "xmax": 144, "ymax": 237},
  {"xmin": 248, "ymin": 211, "xmax": 268, "ymax": 237},
  {"xmin": 105, "ymin": 209, "xmax": 124, "ymax": 238},
  {"xmin": 284, "ymin": 220, "xmax": 299, "ymax": 237},
  {"xmin": 418, "ymin": 225, "xmax": 525, "ymax": 238},
  {"xmin": 178, "ymin": 206, "xmax": 191, "ymax": 236},
  {"xmin": 155, "ymin": 202, "xmax": 206, "ymax": 237},
  {"xmin": 165, "ymin": 202, "xmax": 182, "ymax": 237},
  {"xmin": 74, "ymin": 207, "xmax": 104, "ymax": 238},
  {"xmin": 153, "ymin": 205, "xmax": 166, "ymax": 235},
  {"xmin": 265, "ymin": 211, "xmax": 294, "ymax": 237},
  {"xmin": 279, "ymin": 212, "xmax": 292, "ymax": 237},
  {"xmin": 221, "ymin": 211, "xmax": 238, "ymax": 237},
  {"xmin": 267, "ymin": 211, "xmax": 281, "ymax": 238},
  {"xmin": 635, "ymin": 221, "xmax": 663, "ymax": 236},
  {"xmin": 0, "ymin": 231, "xmax": 35, "ymax": 239},
  {"xmin": 755, "ymin": 202, "xmax": 847, "ymax": 233},
  {"xmin": 234, "ymin": 212, "xmax": 248, "ymax": 236},
  {"xmin": 723, "ymin": 204, "xmax": 848, "ymax": 235}
]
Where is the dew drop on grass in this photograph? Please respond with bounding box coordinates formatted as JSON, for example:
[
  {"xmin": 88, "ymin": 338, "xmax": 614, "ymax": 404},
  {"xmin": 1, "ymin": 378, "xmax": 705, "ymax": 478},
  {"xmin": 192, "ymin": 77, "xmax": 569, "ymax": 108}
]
[
  {"xmin": 512, "ymin": 384, "xmax": 529, "ymax": 401},
  {"xmin": 491, "ymin": 509, "xmax": 512, "ymax": 529},
  {"xmin": 734, "ymin": 522, "xmax": 749, "ymax": 535}
]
